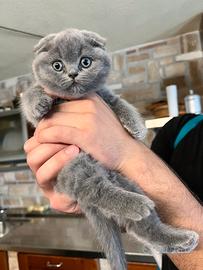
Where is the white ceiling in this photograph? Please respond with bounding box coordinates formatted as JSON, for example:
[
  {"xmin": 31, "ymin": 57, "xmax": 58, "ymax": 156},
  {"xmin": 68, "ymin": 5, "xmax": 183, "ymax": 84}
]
[{"xmin": 0, "ymin": 0, "xmax": 203, "ymax": 80}]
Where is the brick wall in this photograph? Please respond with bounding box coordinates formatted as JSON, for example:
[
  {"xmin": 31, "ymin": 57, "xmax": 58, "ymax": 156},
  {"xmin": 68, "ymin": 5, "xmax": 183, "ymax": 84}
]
[
  {"xmin": 0, "ymin": 168, "xmax": 49, "ymax": 208},
  {"xmin": 108, "ymin": 30, "xmax": 203, "ymax": 116}
]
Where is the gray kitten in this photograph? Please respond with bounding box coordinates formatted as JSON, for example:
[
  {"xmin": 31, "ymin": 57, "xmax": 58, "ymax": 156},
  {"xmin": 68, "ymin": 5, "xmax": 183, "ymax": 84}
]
[{"xmin": 21, "ymin": 29, "xmax": 199, "ymax": 270}]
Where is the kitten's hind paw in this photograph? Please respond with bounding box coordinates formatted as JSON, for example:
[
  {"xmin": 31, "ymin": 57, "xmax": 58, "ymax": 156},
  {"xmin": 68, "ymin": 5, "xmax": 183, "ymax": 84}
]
[{"xmin": 161, "ymin": 230, "xmax": 199, "ymax": 254}]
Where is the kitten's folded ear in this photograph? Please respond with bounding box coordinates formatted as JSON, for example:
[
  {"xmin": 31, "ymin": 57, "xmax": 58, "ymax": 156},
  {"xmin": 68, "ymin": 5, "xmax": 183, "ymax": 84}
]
[
  {"xmin": 34, "ymin": 34, "xmax": 56, "ymax": 54},
  {"xmin": 82, "ymin": 30, "xmax": 106, "ymax": 49}
]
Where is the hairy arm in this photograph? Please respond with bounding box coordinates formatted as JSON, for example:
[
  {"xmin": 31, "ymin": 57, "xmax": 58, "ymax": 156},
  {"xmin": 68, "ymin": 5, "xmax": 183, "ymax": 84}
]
[{"xmin": 120, "ymin": 139, "xmax": 203, "ymax": 270}]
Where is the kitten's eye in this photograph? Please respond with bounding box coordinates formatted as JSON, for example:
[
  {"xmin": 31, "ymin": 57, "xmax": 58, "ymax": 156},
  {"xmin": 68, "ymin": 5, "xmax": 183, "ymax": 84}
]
[
  {"xmin": 52, "ymin": 61, "xmax": 64, "ymax": 72},
  {"xmin": 80, "ymin": 57, "xmax": 92, "ymax": 68}
]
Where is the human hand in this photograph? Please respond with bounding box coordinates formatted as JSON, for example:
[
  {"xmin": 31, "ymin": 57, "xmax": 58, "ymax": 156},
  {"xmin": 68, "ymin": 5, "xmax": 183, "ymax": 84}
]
[
  {"xmin": 24, "ymin": 136, "xmax": 80, "ymax": 213},
  {"xmin": 35, "ymin": 94, "xmax": 136, "ymax": 171},
  {"xmin": 25, "ymin": 93, "xmax": 137, "ymax": 213}
]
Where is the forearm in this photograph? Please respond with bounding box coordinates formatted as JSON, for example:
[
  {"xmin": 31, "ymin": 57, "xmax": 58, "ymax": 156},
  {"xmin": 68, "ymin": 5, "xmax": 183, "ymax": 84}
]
[{"xmin": 120, "ymin": 139, "xmax": 203, "ymax": 270}]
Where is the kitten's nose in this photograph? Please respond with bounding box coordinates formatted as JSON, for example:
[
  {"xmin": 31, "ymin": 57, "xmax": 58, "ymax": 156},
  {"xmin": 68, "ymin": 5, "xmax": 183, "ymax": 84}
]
[{"xmin": 68, "ymin": 69, "xmax": 78, "ymax": 79}]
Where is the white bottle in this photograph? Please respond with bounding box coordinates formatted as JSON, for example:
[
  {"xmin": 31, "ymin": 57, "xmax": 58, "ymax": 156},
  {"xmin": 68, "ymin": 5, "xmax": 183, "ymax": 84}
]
[
  {"xmin": 184, "ymin": 90, "xmax": 202, "ymax": 114},
  {"xmin": 166, "ymin": 85, "xmax": 179, "ymax": 117}
]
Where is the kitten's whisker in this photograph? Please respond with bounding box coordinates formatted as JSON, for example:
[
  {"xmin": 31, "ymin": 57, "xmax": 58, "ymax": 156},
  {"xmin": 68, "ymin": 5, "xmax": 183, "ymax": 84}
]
[
  {"xmin": 60, "ymin": 78, "xmax": 71, "ymax": 84},
  {"xmin": 60, "ymin": 78, "xmax": 73, "ymax": 87}
]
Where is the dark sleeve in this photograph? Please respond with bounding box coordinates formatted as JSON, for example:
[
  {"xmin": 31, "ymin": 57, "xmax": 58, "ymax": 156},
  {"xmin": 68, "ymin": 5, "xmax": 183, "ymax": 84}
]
[
  {"xmin": 151, "ymin": 118, "xmax": 179, "ymax": 163},
  {"xmin": 152, "ymin": 114, "xmax": 198, "ymax": 270},
  {"xmin": 151, "ymin": 114, "xmax": 196, "ymax": 164},
  {"xmin": 162, "ymin": 255, "xmax": 179, "ymax": 270}
]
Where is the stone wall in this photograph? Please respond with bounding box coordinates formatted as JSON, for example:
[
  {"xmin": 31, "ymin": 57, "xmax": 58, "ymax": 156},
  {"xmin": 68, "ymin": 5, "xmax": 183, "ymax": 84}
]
[
  {"xmin": 0, "ymin": 169, "xmax": 48, "ymax": 208},
  {"xmin": 108, "ymin": 30, "xmax": 203, "ymax": 116}
]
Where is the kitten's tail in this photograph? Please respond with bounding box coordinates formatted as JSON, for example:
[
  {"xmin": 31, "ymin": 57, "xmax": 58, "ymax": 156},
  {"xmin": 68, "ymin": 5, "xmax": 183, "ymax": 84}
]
[{"xmin": 84, "ymin": 206, "xmax": 127, "ymax": 270}]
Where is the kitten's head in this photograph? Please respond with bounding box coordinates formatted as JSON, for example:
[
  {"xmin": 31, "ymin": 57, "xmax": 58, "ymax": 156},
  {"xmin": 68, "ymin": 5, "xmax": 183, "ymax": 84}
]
[{"xmin": 32, "ymin": 28, "xmax": 111, "ymax": 99}]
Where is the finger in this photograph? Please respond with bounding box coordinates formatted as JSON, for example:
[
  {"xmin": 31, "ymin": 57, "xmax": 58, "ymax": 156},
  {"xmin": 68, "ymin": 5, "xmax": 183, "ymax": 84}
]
[
  {"xmin": 24, "ymin": 136, "xmax": 40, "ymax": 153},
  {"xmin": 36, "ymin": 125, "xmax": 82, "ymax": 145},
  {"xmin": 27, "ymin": 143, "xmax": 68, "ymax": 173},
  {"xmin": 55, "ymin": 94, "xmax": 118, "ymax": 123},
  {"xmin": 36, "ymin": 145, "xmax": 79, "ymax": 191},
  {"xmin": 36, "ymin": 112, "xmax": 91, "ymax": 133}
]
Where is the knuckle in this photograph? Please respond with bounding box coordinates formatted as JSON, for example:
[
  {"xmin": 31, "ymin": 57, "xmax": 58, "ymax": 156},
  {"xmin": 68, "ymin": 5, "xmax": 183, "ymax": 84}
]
[
  {"xmin": 36, "ymin": 169, "xmax": 46, "ymax": 186},
  {"xmin": 26, "ymin": 154, "xmax": 36, "ymax": 169},
  {"xmin": 37, "ymin": 119, "xmax": 45, "ymax": 130},
  {"xmin": 41, "ymin": 118, "xmax": 52, "ymax": 128},
  {"xmin": 37, "ymin": 127, "xmax": 55, "ymax": 142},
  {"xmin": 23, "ymin": 142, "xmax": 29, "ymax": 153},
  {"xmin": 38, "ymin": 117, "xmax": 53, "ymax": 131}
]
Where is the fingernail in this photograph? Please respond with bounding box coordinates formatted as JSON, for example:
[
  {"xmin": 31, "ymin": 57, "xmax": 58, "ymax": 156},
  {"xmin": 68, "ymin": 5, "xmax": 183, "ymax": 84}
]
[{"xmin": 64, "ymin": 145, "xmax": 79, "ymax": 156}]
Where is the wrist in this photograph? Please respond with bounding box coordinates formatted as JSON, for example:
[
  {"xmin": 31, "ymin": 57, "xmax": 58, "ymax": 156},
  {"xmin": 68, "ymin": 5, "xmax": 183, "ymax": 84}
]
[{"xmin": 118, "ymin": 139, "xmax": 149, "ymax": 182}]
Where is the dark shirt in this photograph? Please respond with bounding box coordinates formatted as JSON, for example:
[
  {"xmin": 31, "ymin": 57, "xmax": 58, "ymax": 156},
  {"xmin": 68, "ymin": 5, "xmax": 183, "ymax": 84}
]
[{"xmin": 151, "ymin": 114, "xmax": 203, "ymax": 270}]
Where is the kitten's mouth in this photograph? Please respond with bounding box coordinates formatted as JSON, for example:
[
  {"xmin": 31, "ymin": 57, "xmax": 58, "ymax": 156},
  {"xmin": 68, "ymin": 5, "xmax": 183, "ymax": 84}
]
[{"xmin": 60, "ymin": 79, "xmax": 74, "ymax": 89}]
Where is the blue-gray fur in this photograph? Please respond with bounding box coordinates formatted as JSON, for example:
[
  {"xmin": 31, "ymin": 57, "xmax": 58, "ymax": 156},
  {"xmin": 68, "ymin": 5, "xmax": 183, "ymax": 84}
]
[{"xmin": 21, "ymin": 28, "xmax": 199, "ymax": 270}]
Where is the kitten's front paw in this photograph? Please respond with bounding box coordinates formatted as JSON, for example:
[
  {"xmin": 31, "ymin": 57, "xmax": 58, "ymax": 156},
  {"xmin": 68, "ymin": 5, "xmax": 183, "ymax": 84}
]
[
  {"xmin": 132, "ymin": 195, "xmax": 155, "ymax": 221},
  {"xmin": 34, "ymin": 95, "xmax": 53, "ymax": 120}
]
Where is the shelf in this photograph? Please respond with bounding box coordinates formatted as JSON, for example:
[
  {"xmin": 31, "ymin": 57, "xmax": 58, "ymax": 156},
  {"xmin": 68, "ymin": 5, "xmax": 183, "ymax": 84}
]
[
  {"xmin": 145, "ymin": 117, "xmax": 172, "ymax": 129},
  {"xmin": 175, "ymin": 51, "xmax": 203, "ymax": 61}
]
